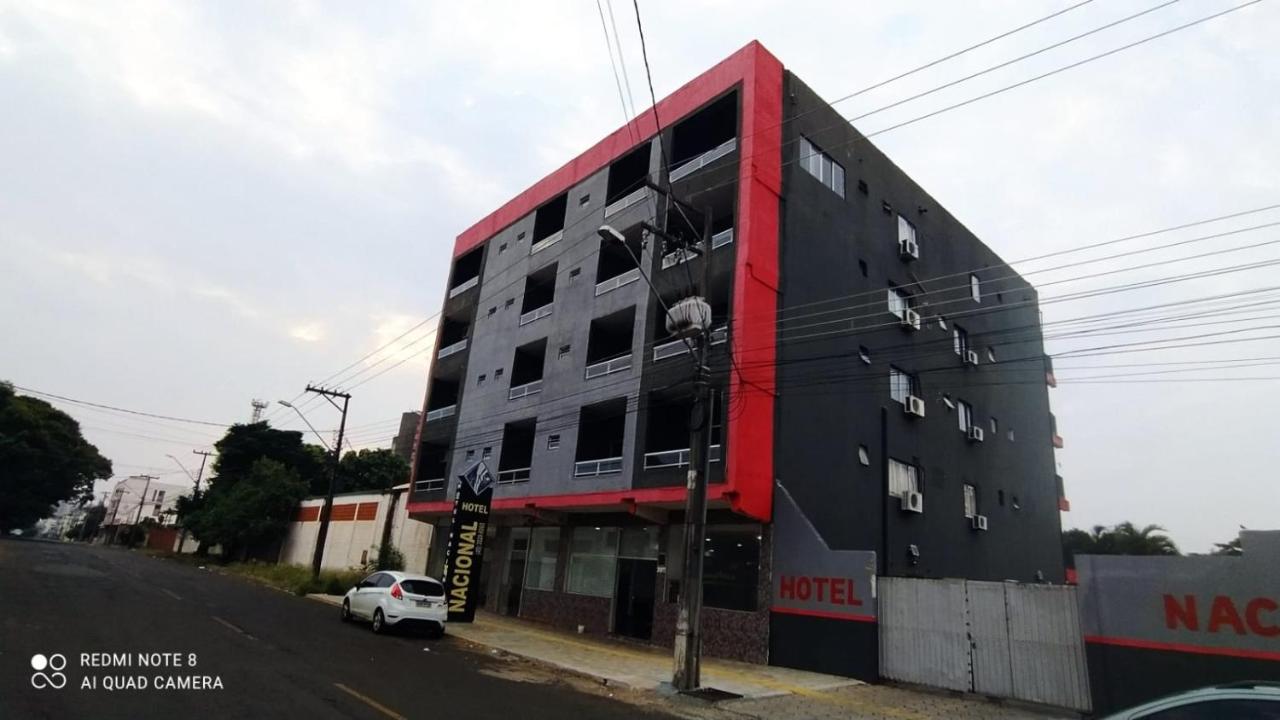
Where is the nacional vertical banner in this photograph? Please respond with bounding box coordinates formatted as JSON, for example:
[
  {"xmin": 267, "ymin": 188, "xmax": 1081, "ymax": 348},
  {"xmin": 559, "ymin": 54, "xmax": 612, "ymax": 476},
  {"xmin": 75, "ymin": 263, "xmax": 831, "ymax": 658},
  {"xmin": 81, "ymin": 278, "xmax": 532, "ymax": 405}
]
[{"xmin": 443, "ymin": 460, "xmax": 495, "ymax": 622}]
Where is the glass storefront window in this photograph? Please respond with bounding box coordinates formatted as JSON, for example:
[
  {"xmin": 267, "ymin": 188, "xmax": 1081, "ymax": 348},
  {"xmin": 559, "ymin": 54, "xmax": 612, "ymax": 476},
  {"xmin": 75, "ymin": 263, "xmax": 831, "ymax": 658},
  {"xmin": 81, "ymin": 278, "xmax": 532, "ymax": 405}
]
[
  {"xmin": 566, "ymin": 526, "xmax": 619, "ymax": 597},
  {"xmin": 524, "ymin": 527, "xmax": 559, "ymax": 591},
  {"xmin": 703, "ymin": 525, "xmax": 761, "ymax": 611}
]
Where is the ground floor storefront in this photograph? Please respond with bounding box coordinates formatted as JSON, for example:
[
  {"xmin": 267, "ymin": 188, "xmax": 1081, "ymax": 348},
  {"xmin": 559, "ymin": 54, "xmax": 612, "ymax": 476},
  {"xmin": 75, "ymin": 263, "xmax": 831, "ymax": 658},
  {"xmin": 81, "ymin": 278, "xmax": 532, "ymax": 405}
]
[{"xmin": 424, "ymin": 512, "xmax": 771, "ymax": 663}]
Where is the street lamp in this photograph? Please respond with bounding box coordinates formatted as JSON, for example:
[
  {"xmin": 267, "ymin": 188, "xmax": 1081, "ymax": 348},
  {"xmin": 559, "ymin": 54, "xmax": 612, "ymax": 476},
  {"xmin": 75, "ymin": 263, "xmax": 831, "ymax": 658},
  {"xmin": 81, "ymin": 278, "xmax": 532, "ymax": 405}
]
[{"xmin": 277, "ymin": 400, "xmax": 331, "ymax": 450}]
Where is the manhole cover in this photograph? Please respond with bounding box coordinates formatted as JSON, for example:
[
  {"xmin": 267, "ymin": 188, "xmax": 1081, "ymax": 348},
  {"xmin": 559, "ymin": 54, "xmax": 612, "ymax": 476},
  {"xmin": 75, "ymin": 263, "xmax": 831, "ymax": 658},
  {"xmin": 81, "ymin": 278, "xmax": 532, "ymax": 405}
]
[{"xmin": 680, "ymin": 687, "xmax": 742, "ymax": 702}]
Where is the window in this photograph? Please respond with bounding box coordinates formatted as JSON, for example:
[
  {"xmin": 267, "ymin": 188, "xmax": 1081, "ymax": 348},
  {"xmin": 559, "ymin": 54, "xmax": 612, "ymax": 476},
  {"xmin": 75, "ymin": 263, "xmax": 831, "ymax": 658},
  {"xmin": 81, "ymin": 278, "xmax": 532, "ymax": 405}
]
[
  {"xmin": 487, "ymin": 306, "xmax": 496, "ymax": 317},
  {"xmin": 858, "ymin": 346, "xmax": 871, "ymax": 364},
  {"xmin": 566, "ymin": 527, "xmax": 619, "ymax": 597},
  {"xmin": 887, "ymin": 287, "xmax": 910, "ymax": 319},
  {"xmin": 963, "ymin": 484, "xmax": 977, "ymax": 518},
  {"xmin": 889, "ymin": 366, "xmax": 917, "ymax": 404},
  {"xmin": 858, "ymin": 446, "xmax": 870, "ymax": 466},
  {"xmin": 888, "ymin": 458, "xmax": 919, "ymax": 498},
  {"xmin": 579, "ymin": 194, "xmax": 590, "ymax": 206},
  {"xmin": 482, "ymin": 447, "xmax": 491, "ymax": 460},
  {"xmin": 970, "ymin": 274, "xmax": 981, "ymax": 302},
  {"xmin": 499, "ymin": 242, "xmax": 508, "ymax": 254},
  {"xmin": 942, "ymin": 394, "xmax": 955, "ymax": 409},
  {"xmin": 1007, "ymin": 429, "xmax": 1016, "ymax": 442},
  {"xmin": 858, "ymin": 259, "xmax": 868, "ymax": 277},
  {"xmin": 524, "ymin": 527, "xmax": 559, "ymax": 591},
  {"xmin": 953, "ymin": 325, "xmax": 970, "ymax": 356},
  {"xmin": 990, "ymin": 417, "xmax": 999, "ymax": 434},
  {"xmin": 495, "ymin": 368, "xmax": 504, "ymax": 379},
  {"xmin": 558, "ymin": 344, "xmax": 571, "ymax": 359},
  {"xmin": 504, "ymin": 298, "xmax": 514, "ymax": 308},
  {"xmin": 987, "ymin": 347, "xmax": 997, "ymax": 363},
  {"xmin": 569, "ymin": 267, "xmax": 581, "ymax": 283},
  {"xmin": 477, "ymin": 374, "xmax": 486, "ymax": 386},
  {"xmin": 958, "ymin": 400, "xmax": 973, "ymax": 432},
  {"xmin": 377, "ymin": 573, "xmax": 396, "ymax": 588},
  {"xmin": 155, "ymin": 490, "xmax": 165, "ymax": 503},
  {"xmin": 547, "ymin": 434, "xmax": 561, "ymax": 450},
  {"xmin": 465, "ymin": 449, "xmax": 475, "ymax": 460},
  {"xmin": 998, "ymin": 490, "xmax": 1006, "ymax": 506},
  {"xmin": 799, "ymin": 136, "xmax": 845, "ymax": 197},
  {"xmin": 703, "ymin": 526, "xmax": 761, "ymax": 611},
  {"xmin": 938, "ymin": 316, "xmax": 948, "ymax": 330},
  {"xmin": 898, "ymin": 215, "xmax": 916, "ymax": 245},
  {"xmin": 1139, "ymin": 699, "xmax": 1280, "ymax": 719}
]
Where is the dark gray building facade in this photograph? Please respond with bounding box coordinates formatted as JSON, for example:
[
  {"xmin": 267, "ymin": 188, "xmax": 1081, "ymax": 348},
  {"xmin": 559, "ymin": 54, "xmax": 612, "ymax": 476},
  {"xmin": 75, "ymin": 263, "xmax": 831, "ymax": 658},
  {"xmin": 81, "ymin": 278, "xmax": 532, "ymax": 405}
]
[{"xmin": 408, "ymin": 42, "xmax": 1068, "ymax": 677}]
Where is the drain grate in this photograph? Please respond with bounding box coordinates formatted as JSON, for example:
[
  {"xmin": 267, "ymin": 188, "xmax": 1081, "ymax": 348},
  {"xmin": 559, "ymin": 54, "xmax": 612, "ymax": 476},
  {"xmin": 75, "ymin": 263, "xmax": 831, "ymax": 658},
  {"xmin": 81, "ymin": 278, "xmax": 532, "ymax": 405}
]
[{"xmin": 680, "ymin": 687, "xmax": 743, "ymax": 703}]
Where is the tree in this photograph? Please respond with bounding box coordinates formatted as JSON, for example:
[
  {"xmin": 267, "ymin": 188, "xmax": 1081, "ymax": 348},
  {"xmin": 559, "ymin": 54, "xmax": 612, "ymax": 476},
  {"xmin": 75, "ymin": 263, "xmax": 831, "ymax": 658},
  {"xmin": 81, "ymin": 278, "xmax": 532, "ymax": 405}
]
[
  {"xmin": 0, "ymin": 383, "xmax": 112, "ymax": 531},
  {"xmin": 184, "ymin": 458, "xmax": 307, "ymax": 560},
  {"xmin": 69, "ymin": 504, "xmax": 107, "ymax": 540},
  {"xmin": 1062, "ymin": 522, "xmax": 1180, "ymax": 567},
  {"xmin": 210, "ymin": 422, "xmax": 325, "ymax": 490},
  {"xmin": 339, "ymin": 448, "xmax": 410, "ymax": 493},
  {"xmin": 1211, "ymin": 537, "xmax": 1243, "ymax": 556}
]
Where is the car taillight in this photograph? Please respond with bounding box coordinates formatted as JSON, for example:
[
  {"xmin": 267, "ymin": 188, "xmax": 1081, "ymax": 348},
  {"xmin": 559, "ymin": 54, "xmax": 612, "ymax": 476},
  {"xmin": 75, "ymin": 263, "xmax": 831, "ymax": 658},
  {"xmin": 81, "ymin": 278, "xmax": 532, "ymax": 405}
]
[{"xmin": 390, "ymin": 583, "xmax": 403, "ymax": 600}]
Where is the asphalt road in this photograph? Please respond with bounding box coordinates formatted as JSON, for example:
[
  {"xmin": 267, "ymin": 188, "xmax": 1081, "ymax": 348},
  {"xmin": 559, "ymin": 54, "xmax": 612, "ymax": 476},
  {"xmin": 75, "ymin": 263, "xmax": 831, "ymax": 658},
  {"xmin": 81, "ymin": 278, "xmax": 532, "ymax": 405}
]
[{"xmin": 0, "ymin": 539, "xmax": 674, "ymax": 720}]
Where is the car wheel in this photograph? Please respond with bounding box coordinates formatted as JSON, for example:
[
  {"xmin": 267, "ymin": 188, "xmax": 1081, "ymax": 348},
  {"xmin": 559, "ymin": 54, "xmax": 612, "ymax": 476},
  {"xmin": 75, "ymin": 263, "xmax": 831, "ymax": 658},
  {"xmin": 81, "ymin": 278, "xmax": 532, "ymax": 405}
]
[
  {"xmin": 371, "ymin": 608, "xmax": 386, "ymax": 634},
  {"xmin": 340, "ymin": 600, "xmax": 352, "ymax": 623}
]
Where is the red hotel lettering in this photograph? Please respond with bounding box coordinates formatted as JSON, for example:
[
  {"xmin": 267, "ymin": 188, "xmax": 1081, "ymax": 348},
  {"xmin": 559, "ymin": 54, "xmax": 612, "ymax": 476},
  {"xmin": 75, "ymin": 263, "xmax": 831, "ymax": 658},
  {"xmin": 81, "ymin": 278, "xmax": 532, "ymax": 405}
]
[
  {"xmin": 778, "ymin": 576, "xmax": 863, "ymax": 607},
  {"xmin": 1162, "ymin": 593, "xmax": 1278, "ymax": 637}
]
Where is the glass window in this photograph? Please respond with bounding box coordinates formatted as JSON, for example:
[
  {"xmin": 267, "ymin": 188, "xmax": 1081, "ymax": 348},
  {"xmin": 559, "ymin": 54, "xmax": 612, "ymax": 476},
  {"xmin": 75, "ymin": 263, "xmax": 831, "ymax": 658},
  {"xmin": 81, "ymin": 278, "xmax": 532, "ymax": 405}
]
[
  {"xmin": 970, "ymin": 274, "xmax": 981, "ymax": 302},
  {"xmin": 703, "ymin": 526, "xmax": 761, "ymax": 612},
  {"xmin": 799, "ymin": 136, "xmax": 844, "ymax": 197},
  {"xmin": 963, "ymin": 484, "xmax": 977, "ymax": 518},
  {"xmin": 888, "ymin": 458, "xmax": 918, "ymax": 498},
  {"xmin": 831, "ymin": 162, "xmax": 845, "ymax": 198},
  {"xmin": 547, "ymin": 434, "xmax": 561, "ymax": 450},
  {"xmin": 566, "ymin": 527, "xmax": 619, "ymax": 597},
  {"xmin": 858, "ymin": 446, "xmax": 870, "ymax": 466},
  {"xmin": 524, "ymin": 527, "xmax": 559, "ymax": 591},
  {"xmin": 887, "ymin": 287, "xmax": 909, "ymax": 318},
  {"xmin": 619, "ymin": 527, "xmax": 660, "ymax": 559},
  {"xmin": 898, "ymin": 215, "xmax": 916, "ymax": 244},
  {"xmin": 953, "ymin": 325, "xmax": 969, "ymax": 356},
  {"xmin": 376, "ymin": 573, "xmax": 396, "ymax": 588},
  {"xmin": 958, "ymin": 400, "xmax": 973, "ymax": 432},
  {"xmin": 889, "ymin": 366, "xmax": 915, "ymax": 404}
]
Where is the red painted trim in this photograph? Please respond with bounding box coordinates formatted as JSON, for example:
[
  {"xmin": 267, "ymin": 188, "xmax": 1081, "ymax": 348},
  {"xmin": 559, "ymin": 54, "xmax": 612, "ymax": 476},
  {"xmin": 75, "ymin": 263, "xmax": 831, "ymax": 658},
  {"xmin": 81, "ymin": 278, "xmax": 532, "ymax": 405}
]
[
  {"xmin": 771, "ymin": 606, "xmax": 877, "ymax": 624},
  {"xmin": 1084, "ymin": 634, "xmax": 1280, "ymax": 662},
  {"xmin": 408, "ymin": 483, "xmax": 737, "ymax": 516}
]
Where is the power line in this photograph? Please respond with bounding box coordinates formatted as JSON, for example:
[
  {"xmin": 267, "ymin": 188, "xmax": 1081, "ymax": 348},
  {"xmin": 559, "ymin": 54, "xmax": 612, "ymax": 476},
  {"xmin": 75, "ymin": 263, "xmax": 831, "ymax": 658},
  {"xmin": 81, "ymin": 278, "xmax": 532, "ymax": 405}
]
[
  {"xmin": 596, "ymin": 0, "xmax": 636, "ymax": 142},
  {"xmin": 12, "ymin": 386, "xmax": 231, "ymax": 428}
]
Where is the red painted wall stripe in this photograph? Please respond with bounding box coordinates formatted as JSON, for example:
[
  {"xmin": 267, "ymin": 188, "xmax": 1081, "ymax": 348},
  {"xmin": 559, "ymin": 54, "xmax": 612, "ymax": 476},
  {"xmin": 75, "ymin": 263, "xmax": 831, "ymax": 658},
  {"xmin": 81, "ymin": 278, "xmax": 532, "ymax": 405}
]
[
  {"xmin": 1084, "ymin": 634, "xmax": 1280, "ymax": 662},
  {"xmin": 409, "ymin": 483, "xmax": 737, "ymax": 516},
  {"xmin": 771, "ymin": 606, "xmax": 877, "ymax": 624}
]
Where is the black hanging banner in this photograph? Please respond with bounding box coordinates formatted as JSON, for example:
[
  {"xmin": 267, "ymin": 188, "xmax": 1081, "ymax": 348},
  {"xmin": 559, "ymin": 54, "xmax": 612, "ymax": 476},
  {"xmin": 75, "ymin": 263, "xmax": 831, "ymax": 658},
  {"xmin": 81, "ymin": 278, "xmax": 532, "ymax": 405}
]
[{"xmin": 443, "ymin": 460, "xmax": 495, "ymax": 622}]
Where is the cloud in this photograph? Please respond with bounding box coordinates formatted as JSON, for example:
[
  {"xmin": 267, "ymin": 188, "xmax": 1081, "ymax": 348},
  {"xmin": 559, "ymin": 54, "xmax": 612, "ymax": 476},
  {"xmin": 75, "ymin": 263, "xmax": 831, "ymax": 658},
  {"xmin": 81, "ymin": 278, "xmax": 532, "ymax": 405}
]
[{"xmin": 288, "ymin": 322, "xmax": 326, "ymax": 343}]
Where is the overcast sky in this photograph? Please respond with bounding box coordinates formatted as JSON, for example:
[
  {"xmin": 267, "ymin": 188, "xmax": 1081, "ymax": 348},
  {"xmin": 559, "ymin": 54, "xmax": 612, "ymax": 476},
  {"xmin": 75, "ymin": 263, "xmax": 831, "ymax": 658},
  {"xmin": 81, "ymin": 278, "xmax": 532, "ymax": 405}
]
[{"xmin": 2, "ymin": 1, "xmax": 1277, "ymax": 552}]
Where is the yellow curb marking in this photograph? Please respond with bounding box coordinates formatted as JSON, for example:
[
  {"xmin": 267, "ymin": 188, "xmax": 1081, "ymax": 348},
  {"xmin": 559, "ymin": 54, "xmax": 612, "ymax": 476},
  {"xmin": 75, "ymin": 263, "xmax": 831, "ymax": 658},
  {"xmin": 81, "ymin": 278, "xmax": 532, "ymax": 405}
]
[{"xmin": 334, "ymin": 682, "xmax": 407, "ymax": 720}]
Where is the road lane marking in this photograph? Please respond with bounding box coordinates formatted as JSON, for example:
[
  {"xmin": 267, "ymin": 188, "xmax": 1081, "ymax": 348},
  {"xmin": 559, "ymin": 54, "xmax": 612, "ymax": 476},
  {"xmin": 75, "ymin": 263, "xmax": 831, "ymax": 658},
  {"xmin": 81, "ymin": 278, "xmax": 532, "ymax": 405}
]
[
  {"xmin": 160, "ymin": 588, "xmax": 182, "ymax": 600},
  {"xmin": 211, "ymin": 616, "xmax": 256, "ymax": 640},
  {"xmin": 334, "ymin": 683, "xmax": 407, "ymax": 720}
]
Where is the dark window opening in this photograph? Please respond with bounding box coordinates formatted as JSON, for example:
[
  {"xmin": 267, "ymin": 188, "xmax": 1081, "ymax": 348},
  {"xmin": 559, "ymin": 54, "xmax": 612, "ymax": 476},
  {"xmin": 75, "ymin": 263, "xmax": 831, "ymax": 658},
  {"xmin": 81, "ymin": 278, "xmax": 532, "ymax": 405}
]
[
  {"xmin": 439, "ymin": 316, "xmax": 469, "ymax": 348},
  {"xmin": 426, "ymin": 378, "xmax": 459, "ymax": 411},
  {"xmin": 607, "ymin": 142, "xmax": 651, "ymax": 204},
  {"xmin": 547, "ymin": 434, "xmax": 561, "ymax": 450},
  {"xmin": 414, "ymin": 442, "xmax": 449, "ymax": 489},
  {"xmin": 596, "ymin": 224, "xmax": 644, "ymax": 284},
  {"xmin": 659, "ymin": 179, "xmax": 735, "ymax": 259},
  {"xmin": 498, "ymin": 419, "xmax": 536, "ymax": 483},
  {"xmin": 703, "ymin": 525, "xmax": 760, "ymax": 611},
  {"xmin": 521, "ymin": 263, "xmax": 557, "ymax": 314},
  {"xmin": 859, "ymin": 259, "xmax": 868, "ymax": 277},
  {"xmin": 558, "ymin": 344, "xmax": 572, "ymax": 359},
  {"xmin": 575, "ymin": 398, "xmax": 628, "ymax": 463},
  {"xmin": 587, "ymin": 307, "xmax": 636, "ymax": 365},
  {"xmin": 533, "ymin": 193, "xmax": 568, "ymax": 243},
  {"xmin": 643, "ymin": 389, "xmax": 722, "ymax": 462},
  {"xmin": 449, "ymin": 246, "xmax": 483, "ymax": 294},
  {"xmin": 670, "ymin": 91, "xmax": 738, "ymax": 167},
  {"xmin": 510, "ymin": 338, "xmax": 547, "ymax": 387}
]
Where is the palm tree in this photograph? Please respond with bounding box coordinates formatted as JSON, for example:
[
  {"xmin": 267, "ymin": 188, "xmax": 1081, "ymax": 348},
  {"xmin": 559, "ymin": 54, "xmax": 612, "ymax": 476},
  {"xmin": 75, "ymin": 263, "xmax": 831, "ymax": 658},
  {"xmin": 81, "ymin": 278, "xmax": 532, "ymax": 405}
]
[{"xmin": 1062, "ymin": 522, "xmax": 1180, "ymax": 567}]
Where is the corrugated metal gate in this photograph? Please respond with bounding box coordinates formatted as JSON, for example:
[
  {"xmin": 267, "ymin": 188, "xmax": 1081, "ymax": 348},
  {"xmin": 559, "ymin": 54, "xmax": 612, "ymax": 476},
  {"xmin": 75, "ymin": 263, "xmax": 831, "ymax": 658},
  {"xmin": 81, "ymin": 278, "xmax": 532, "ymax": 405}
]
[{"xmin": 879, "ymin": 578, "xmax": 1091, "ymax": 712}]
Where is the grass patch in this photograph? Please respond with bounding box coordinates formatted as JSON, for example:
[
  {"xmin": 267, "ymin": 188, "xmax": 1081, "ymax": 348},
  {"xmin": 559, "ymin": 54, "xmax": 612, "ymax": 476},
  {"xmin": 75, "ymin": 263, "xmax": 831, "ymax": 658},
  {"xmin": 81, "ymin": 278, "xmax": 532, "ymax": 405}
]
[{"xmin": 221, "ymin": 561, "xmax": 364, "ymax": 596}]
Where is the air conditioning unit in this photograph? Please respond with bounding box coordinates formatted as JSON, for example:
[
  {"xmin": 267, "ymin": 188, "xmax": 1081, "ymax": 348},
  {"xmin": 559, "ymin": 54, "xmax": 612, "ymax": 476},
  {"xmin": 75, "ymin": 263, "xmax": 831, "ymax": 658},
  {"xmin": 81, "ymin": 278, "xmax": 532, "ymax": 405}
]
[
  {"xmin": 967, "ymin": 426, "xmax": 985, "ymax": 443},
  {"xmin": 972, "ymin": 514, "xmax": 989, "ymax": 531},
  {"xmin": 965, "ymin": 349, "xmax": 979, "ymax": 366},
  {"xmin": 904, "ymin": 395, "xmax": 926, "ymax": 418},
  {"xmin": 899, "ymin": 237, "xmax": 919, "ymax": 261},
  {"xmin": 902, "ymin": 308, "xmax": 921, "ymax": 330},
  {"xmin": 901, "ymin": 491, "xmax": 924, "ymax": 513}
]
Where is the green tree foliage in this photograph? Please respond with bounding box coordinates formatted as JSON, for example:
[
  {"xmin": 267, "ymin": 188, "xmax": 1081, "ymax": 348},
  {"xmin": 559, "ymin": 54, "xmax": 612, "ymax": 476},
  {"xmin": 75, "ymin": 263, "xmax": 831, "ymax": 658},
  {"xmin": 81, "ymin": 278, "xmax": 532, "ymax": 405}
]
[
  {"xmin": 68, "ymin": 504, "xmax": 106, "ymax": 540},
  {"xmin": 1211, "ymin": 537, "xmax": 1243, "ymax": 556},
  {"xmin": 1063, "ymin": 522, "xmax": 1181, "ymax": 567},
  {"xmin": 210, "ymin": 422, "xmax": 325, "ymax": 490},
  {"xmin": 0, "ymin": 383, "xmax": 113, "ymax": 530},
  {"xmin": 339, "ymin": 448, "xmax": 410, "ymax": 493},
  {"xmin": 184, "ymin": 458, "xmax": 307, "ymax": 560}
]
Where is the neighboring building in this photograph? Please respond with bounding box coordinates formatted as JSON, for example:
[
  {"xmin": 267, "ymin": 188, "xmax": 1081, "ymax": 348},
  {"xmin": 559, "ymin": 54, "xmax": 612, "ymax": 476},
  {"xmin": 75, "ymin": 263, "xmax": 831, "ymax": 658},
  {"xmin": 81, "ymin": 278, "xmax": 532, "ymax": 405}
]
[
  {"xmin": 103, "ymin": 476, "xmax": 190, "ymax": 529},
  {"xmin": 390, "ymin": 411, "xmax": 421, "ymax": 462},
  {"xmin": 279, "ymin": 485, "xmax": 432, "ymax": 573},
  {"xmin": 406, "ymin": 42, "xmax": 1067, "ymax": 675}
]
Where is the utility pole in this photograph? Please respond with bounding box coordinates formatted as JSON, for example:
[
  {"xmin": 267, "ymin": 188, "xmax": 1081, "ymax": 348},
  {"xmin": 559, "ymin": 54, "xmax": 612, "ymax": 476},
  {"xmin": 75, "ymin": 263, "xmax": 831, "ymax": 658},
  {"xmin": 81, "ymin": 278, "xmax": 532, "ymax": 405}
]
[
  {"xmin": 177, "ymin": 450, "xmax": 213, "ymax": 552},
  {"xmin": 124, "ymin": 475, "xmax": 156, "ymax": 547},
  {"xmin": 303, "ymin": 384, "xmax": 351, "ymax": 578}
]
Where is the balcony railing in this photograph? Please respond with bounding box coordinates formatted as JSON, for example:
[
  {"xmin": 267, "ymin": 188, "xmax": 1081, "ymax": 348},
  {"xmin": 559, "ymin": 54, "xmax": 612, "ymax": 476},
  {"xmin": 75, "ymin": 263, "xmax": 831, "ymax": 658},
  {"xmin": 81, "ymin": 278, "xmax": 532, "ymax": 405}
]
[
  {"xmin": 508, "ymin": 379, "xmax": 543, "ymax": 401},
  {"xmin": 711, "ymin": 227, "xmax": 734, "ymax": 249},
  {"xmin": 530, "ymin": 229, "xmax": 564, "ymax": 255},
  {"xmin": 653, "ymin": 338, "xmax": 692, "ymax": 362},
  {"xmin": 574, "ymin": 457, "xmax": 623, "ymax": 477},
  {"xmin": 643, "ymin": 444, "xmax": 723, "ymax": 469},
  {"xmin": 437, "ymin": 339, "xmax": 468, "ymax": 360},
  {"xmin": 414, "ymin": 478, "xmax": 445, "ymax": 492},
  {"xmin": 425, "ymin": 405, "xmax": 457, "ymax": 422},
  {"xmin": 604, "ymin": 187, "xmax": 647, "ymax": 217},
  {"xmin": 710, "ymin": 325, "xmax": 728, "ymax": 345},
  {"xmin": 669, "ymin": 138, "xmax": 737, "ymax": 182},
  {"xmin": 447, "ymin": 275, "xmax": 479, "ymax": 298},
  {"xmin": 595, "ymin": 267, "xmax": 640, "ymax": 296},
  {"xmin": 660, "ymin": 247, "xmax": 696, "ymax": 270},
  {"xmin": 585, "ymin": 353, "xmax": 632, "ymax": 380},
  {"xmin": 497, "ymin": 467, "xmax": 531, "ymax": 485},
  {"xmin": 519, "ymin": 304, "xmax": 553, "ymax": 326}
]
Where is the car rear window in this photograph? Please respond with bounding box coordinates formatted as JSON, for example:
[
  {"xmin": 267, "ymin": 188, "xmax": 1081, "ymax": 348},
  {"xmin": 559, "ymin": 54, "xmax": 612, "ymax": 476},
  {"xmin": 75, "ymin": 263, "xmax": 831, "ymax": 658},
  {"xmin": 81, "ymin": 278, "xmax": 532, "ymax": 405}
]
[{"xmin": 400, "ymin": 579, "xmax": 444, "ymax": 597}]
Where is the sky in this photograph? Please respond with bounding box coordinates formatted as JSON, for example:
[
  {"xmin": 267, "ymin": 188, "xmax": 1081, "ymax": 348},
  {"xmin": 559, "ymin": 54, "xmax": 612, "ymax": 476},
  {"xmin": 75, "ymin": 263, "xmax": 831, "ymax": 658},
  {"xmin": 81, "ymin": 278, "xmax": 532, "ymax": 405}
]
[{"xmin": 2, "ymin": 0, "xmax": 1277, "ymax": 553}]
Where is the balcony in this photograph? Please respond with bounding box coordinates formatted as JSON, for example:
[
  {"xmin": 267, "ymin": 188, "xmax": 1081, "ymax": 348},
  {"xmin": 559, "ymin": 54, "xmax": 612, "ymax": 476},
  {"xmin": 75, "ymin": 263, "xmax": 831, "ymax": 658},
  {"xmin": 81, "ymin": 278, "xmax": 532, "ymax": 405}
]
[
  {"xmin": 711, "ymin": 227, "xmax": 734, "ymax": 249},
  {"xmin": 414, "ymin": 478, "xmax": 445, "ymax": 492},
  {"xmin": 604, "ymin": 187, "xmax": 647, "ymax": 217},
  {"xmin": 653, "ymin": 337, "xmax": 692, "ymax": 362},
  {"xmin": 595, "ymin": 267, "xmax": 640, "ymax": 296},
  {"xmin": 497, "ymin": 467, "xmax": 531, "ymax": 485},
  {"xmin": 447, "ymin": 275, "xmax": 479, "ymax": 298},
  {"xmin": 425, "ymin": 405, "xmax": 457, "ymax": 422},
  {"xmin": 710, "ymin": 325, "xmax": 727, "ymax": 345},
  {"xmin": 530, "ymin": 229, "xmax": 563, "ymax": 255},
  {"xmin": 585, "ymin": 353, "xmax": 632, "ymax": 380},
  {"xmin": 437, "ymin": 338, "xmax": 468, "ymax": 360},
  {"xmin": 660, "ymin": 246, "xmax": 696, "ymax": 270},
  {"xmin": 508, "ymin": 379, "xmax": 543, "ymax": 400},
  {"xmin": 519, "ymin": 304, "xmax": 553, "ymax": 326},
  {"xmin": 643, "ymin": 444, "xmax": 722, "ymax": 469},
  {"xmin": 669, "ymin": 138, "xmax": 737, "ymax": 182},
  {"xmin": 574, "ymin": 457, "xmax": 623, "ymax": 477}
]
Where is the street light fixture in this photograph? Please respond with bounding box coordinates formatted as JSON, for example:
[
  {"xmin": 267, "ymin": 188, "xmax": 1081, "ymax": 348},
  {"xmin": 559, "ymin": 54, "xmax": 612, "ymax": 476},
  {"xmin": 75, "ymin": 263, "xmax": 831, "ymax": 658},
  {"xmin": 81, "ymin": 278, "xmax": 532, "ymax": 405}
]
[{"xmin": 277, "ymin": 400, "xmax": 331, "ymax": 451}]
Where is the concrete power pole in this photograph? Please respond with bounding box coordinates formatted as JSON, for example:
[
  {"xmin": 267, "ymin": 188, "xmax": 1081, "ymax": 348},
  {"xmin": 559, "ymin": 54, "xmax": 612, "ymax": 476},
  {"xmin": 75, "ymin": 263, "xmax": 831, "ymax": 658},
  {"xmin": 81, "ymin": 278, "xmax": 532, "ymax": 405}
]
[{"xmin": 303, "ymin": 385, "xmax": 351, "ymax": 578}]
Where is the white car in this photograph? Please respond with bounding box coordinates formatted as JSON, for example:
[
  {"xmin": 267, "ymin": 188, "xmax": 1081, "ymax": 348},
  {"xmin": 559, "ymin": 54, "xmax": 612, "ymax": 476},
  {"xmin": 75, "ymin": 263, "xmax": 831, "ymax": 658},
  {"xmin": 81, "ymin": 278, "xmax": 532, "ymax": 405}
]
[{"xmin": 340, "ymin": 571, "xmax": 447, "ymax": 637}]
